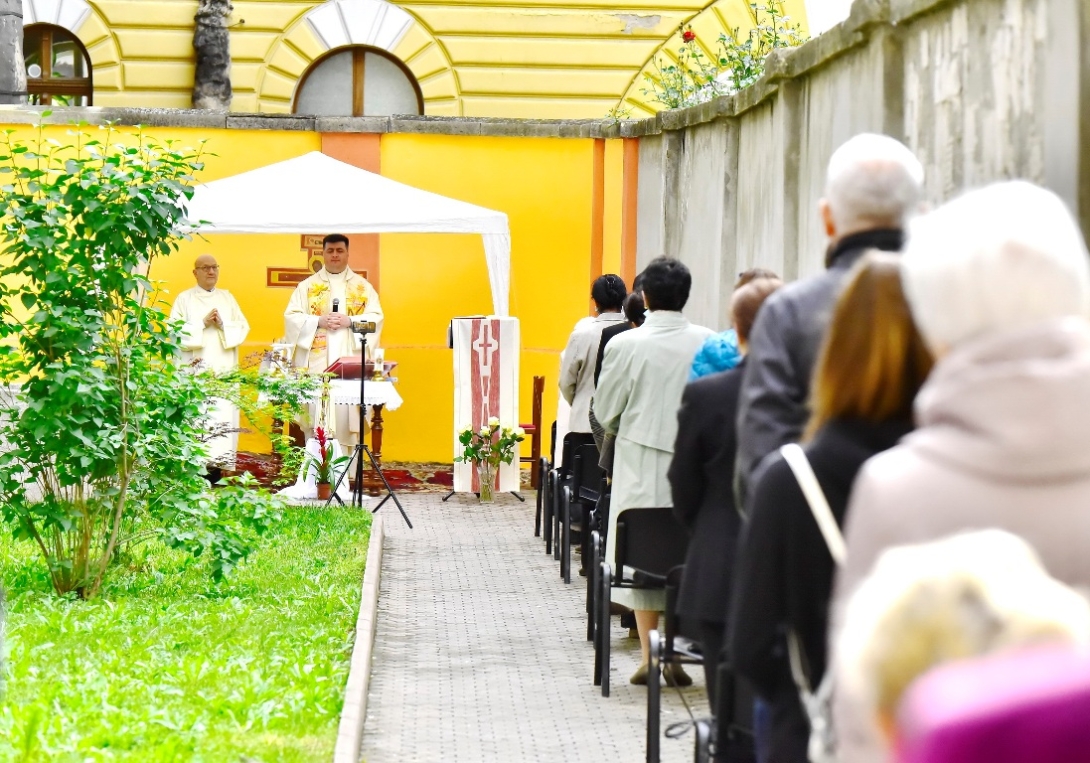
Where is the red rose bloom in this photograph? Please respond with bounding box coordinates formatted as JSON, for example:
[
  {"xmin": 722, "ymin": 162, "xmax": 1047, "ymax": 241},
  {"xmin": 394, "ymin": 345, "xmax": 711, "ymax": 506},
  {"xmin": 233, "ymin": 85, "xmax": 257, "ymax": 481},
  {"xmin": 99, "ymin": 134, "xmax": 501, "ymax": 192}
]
[{"xmin": 682, "ymin": 29, "xmax": 696, "ymax": 43}]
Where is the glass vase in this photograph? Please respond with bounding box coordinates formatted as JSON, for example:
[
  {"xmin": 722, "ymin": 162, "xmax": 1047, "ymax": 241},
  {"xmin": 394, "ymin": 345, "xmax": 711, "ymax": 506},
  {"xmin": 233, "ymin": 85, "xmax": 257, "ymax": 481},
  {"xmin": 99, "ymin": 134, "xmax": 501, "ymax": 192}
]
[{"xmin": 477, "ymin": 462, "xmax": 497, "ymax": 503}]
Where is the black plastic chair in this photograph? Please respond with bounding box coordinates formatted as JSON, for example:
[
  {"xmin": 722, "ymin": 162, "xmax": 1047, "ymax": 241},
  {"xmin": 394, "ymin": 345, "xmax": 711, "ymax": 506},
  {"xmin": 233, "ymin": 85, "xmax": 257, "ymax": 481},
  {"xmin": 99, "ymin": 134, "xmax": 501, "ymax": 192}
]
[
  {"xmin": 561, "ymin": 443, "xmax": 603, "ymax": 583},
  {"xmin": 646, "ymin": 573, "xmax": 755, "ymax": 763},
  {"xmin": 587, "ymin": 480, "xmax": 610, "ymax": 645},
  {"xmin": 646, "ymin": 567, "xmax": 703, "ymax": 762},
  {"xmin": 534, "ymin": 453, "xmax": 549, "ymax": 537},
  {"xmin": 596, "ymin": 507, "xmax": 688, "ymax": 697},
  {"xmin": 545, "ymin": 431, "xmax": 595, "ymax": 558}
]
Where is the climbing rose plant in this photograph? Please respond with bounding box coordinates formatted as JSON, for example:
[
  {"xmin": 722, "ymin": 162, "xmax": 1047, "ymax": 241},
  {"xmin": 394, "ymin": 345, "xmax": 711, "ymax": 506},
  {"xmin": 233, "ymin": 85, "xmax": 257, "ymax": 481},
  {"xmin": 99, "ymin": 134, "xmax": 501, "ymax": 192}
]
[
  {"xmin": 0, "ymin": 121, "xmax": 284, "ymax": 598},
  {"xmin": 641, "ymin": 2, "xmax": 807, "ymax": 111}
]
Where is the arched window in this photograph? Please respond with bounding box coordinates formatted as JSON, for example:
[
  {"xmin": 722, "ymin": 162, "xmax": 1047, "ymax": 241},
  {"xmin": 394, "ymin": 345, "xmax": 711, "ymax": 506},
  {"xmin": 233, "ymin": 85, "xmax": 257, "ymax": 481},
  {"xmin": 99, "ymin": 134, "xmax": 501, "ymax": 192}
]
[
  {"xmin": 23, "ymin": 24, "xmax": 93, "ymax": 107},
  {"xmin": 294, "ymin": 47, "xmax": 422, "ymax": 117}
]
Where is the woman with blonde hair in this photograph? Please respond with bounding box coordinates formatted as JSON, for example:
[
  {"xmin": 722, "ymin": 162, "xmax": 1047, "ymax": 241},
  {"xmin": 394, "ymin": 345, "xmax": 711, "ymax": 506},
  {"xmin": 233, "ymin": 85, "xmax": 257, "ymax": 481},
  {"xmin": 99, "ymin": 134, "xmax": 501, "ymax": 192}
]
[{"xmin": 728, "ymin": 251, "xmax": 932, "ymax": 762}]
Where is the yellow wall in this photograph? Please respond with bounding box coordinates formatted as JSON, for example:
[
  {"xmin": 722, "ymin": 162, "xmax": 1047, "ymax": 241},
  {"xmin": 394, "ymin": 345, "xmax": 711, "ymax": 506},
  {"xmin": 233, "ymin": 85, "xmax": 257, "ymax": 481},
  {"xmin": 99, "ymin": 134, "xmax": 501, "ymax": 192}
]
[
  {"xmin": 378, "ymin": 133, "xmax": 602, "ymax": 461},
  {"xmin": 0, "ymin": 119, "xmax": 625, "ymax": 463},
  {"xmin": 49, "ymin": 0, "xmax": 807, "ymax": 119}
]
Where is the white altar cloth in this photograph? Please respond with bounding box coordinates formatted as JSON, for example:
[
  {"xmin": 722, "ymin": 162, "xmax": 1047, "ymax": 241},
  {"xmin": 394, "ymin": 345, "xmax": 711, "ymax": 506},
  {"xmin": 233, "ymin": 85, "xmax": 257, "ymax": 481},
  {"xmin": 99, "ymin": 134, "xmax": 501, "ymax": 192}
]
[
  {"xmin": 325, "ymin": 379, "xmax": 403, "ymax": 409},
  {"xmin": 278, "ymin": 437, "xmax": 352, "ymax": 501},
  {"xmin": 451, "ymin": 316, "xmax": 520, "ymax": 493}
]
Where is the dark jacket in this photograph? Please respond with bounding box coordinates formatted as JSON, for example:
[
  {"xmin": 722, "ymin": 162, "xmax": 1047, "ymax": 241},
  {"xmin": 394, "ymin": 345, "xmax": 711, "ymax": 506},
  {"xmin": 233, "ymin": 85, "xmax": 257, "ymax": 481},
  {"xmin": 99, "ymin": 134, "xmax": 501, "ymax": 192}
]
[
  {"xmin": 734, "ymin": 229, "xmax": 903, "ymax": 503},
  {"xmin": 668, "ymin": 363, "xmax": 745, "ymax": 623},
  {"xmin": 594, "ymin": 322, "xmax": 632, "ymax": 386},
  {"xmin": 728, "ymin": 417, "xmax": 912, "ymax": 762}
]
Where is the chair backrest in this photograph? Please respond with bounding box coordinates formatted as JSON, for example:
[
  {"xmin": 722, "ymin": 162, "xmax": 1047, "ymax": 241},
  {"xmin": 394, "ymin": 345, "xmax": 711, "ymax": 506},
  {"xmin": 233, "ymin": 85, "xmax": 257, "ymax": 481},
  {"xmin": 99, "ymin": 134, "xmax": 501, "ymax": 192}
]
[
  {"xmin": 595, "ymin": 480, "xmax": 611, "ymax": 535},
  {"xmin": 571, "ymin": 442, "xmax": 604, "ymax": 501},
  {"xmin": 549, "ymin": 420, "xmax": 557, "ymax": 463},
  {"xmin": 615, "ymin": 507, "xmax": 688, "ymax": 579},
  {"xmin": 531, "ymin": 375, "xmax": 545, "ymax": 430},
  {"xmin": 560, "ymin": 432, "xmax": 596, "ymax": 477},
  {"xmin": 896, "ymin": 645, "xmax": 1090, "ymax": 763}
]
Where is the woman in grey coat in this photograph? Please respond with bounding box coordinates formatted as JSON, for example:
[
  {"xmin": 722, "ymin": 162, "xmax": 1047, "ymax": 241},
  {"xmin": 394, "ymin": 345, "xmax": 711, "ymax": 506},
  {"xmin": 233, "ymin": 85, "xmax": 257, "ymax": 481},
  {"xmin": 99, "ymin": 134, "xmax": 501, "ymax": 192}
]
[{"xmin": 831, "ymin": 181, "xmax": 1090, "ymax": 762}]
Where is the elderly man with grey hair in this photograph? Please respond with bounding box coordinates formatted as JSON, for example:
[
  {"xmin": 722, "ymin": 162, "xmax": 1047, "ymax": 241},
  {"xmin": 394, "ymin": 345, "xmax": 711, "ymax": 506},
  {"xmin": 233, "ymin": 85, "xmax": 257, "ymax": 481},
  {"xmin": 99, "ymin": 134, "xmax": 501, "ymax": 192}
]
[
  {"xmin": 735, "ymin": 133, "xmax": 925, "ymax": 504},
  {"xmin": 829, "ymin": 180, "xmax": 1090, "ymax": 761}
]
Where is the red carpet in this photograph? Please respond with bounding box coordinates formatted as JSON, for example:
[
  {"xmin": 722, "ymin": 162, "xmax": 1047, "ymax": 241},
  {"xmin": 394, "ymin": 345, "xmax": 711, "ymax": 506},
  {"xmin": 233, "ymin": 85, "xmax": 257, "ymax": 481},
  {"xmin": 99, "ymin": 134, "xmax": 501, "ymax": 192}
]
[{"xmin": 233, "ymin": 452, "xmax": 455, "ymax": 493}]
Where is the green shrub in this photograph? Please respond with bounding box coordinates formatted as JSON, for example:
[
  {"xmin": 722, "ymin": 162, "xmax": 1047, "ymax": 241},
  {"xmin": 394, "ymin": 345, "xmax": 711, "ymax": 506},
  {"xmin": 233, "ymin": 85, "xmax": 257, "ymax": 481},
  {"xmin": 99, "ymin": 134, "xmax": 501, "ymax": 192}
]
[{"xmin": 0, "ymin": 122, "xmax": 290, "ymax": 597}]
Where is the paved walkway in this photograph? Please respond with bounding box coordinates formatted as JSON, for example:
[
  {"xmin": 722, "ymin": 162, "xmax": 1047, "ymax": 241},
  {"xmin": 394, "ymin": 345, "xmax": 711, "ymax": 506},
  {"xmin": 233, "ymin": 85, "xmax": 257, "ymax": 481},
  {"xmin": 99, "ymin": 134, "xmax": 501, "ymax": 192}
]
[{"xmin": 360, "ymin": 491, "xmax": 707, "ymax": 762}]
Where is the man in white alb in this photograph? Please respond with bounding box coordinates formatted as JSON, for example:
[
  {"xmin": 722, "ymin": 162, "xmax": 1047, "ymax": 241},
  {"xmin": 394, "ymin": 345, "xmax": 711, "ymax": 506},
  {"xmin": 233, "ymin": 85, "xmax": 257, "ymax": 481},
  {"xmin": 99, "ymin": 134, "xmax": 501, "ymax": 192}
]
[
  {"xmin": 169, "ymin": 253, "xmax": 251, "ymax": 465},
  {"xmin": 283, "ymin": 234, "xmax": 384, "ymax": 452}
]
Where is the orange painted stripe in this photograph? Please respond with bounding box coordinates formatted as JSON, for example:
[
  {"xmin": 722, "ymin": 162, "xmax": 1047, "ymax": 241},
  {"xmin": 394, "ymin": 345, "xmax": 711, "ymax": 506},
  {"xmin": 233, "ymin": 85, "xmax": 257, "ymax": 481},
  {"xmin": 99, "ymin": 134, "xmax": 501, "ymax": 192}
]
[
  {"xmin": 620, "ymin": 137, "xmax": 639, "ymax": 287},
  {"xmin": 320, "ymin": 133, "xmax": 382, "ymax": 289},
  {"xmin": 590, "ymin": 138, "xmax": 606, "ymax": 291}
]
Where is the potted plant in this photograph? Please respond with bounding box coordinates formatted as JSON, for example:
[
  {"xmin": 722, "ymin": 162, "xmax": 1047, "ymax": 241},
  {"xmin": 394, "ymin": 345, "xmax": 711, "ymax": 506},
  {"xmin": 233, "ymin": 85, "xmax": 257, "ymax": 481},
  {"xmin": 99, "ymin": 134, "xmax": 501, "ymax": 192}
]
[
  {"xmin": 305, "ymin": 427, "xmax": 349, "ymax": 500},
  {"xmin": 455, "ymin": 418, "xmax": 526, "ymax": 503}
]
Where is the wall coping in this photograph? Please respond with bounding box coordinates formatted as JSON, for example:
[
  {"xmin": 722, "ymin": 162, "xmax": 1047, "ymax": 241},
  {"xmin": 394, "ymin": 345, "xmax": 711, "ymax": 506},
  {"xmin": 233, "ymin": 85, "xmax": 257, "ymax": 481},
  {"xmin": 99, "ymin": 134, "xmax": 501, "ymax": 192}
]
[{"xmin": 0, "ymin": 0, "xmax": 960, "ymax": 140}]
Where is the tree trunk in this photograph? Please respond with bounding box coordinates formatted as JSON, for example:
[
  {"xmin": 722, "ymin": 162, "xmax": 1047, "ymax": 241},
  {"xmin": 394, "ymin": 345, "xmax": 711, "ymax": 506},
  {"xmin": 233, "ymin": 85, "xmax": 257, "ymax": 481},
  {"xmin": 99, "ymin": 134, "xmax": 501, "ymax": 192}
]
[
  {"xmin": 0, "ymin": 0, "xmax": 26, "ymax": 105},
  {"xmin": 192, "ymin": 0, "xmax": 232, "ymax": 111}
]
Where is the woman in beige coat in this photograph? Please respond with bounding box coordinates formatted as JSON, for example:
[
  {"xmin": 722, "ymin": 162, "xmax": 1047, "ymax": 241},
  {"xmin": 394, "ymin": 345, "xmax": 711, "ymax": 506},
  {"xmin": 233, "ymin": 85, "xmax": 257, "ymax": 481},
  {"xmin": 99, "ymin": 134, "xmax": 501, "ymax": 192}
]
[
  {"xmin": 831, "ymin": 180, "xmax": 1090, "ymax": 762},
  {"xmin": 596, "ymin": 256, "xmax": 715, "ymax": 684}
]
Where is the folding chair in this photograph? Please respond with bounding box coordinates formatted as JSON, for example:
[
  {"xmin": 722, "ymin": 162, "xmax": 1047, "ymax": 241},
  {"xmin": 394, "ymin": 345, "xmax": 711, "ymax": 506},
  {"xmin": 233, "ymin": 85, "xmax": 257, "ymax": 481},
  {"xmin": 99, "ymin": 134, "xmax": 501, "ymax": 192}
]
[
  {"xmin": 646, "ymin": 567, "xmax": 703, "ymax": 763},
  {"xmin": 596, "ymin": 507, "xmax": 688, "ymax": 697},
  {"xmin": 587, "ymin": 480, "xmax": 609, "ymax": 645},
  {"xmin": 545, "ymin": 431, "xmax": 594, "ymax": 558},
  {"xmin": 561, "ymin": 442, "xmax": 603, "ymax": 583},
  {"xmin": 534, "ymin": 420, "xmax": 556, "ymax": 538}
]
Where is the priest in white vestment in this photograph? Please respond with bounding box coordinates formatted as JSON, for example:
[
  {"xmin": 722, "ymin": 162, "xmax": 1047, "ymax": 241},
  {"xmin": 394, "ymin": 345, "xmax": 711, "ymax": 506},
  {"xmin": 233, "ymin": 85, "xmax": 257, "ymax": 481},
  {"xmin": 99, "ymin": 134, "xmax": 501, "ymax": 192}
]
[
  {"xmin": 283, "ymin": 234, "xmax": 384, "ymax": 452},
  {"xmin": 169, "ymin": 254, "xmax": 251, "ymax": 466},
  {"xmin": 594, "ymin": 257, "xmax": 714, "ymax": 686}
]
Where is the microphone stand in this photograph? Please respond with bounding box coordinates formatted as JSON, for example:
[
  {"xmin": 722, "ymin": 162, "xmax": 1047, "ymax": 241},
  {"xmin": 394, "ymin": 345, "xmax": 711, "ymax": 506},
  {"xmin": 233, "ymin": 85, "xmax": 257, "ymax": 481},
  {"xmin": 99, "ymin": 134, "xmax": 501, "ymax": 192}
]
[{"xmin": 325, "ymin": 328, "xmax": 413, "ymax": 529}]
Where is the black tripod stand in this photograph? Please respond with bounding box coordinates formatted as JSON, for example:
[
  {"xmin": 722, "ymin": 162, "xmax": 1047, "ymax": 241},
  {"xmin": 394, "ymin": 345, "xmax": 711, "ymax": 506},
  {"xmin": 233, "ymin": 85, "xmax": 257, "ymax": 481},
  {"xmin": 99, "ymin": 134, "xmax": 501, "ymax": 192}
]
[{"xmin": 325, "ymin": 329, "xmax": 412, "ymax": 529}]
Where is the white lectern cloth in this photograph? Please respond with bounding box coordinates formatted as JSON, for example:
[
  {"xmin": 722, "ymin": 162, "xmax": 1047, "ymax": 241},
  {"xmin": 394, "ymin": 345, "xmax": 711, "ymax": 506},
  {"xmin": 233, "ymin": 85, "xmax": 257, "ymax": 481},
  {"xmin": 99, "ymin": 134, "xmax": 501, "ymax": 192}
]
[{"xmin": 452, "ymin": 317, "xmax": 521, "ymax": 493}]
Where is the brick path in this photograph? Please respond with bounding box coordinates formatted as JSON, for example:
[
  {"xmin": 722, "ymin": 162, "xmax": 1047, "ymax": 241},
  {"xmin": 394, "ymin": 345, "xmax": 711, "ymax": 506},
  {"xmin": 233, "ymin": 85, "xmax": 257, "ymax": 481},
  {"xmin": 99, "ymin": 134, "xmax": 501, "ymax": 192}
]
[{"xmin": 359, "ymin": 491, "xmax": 707, "ymax": 762}]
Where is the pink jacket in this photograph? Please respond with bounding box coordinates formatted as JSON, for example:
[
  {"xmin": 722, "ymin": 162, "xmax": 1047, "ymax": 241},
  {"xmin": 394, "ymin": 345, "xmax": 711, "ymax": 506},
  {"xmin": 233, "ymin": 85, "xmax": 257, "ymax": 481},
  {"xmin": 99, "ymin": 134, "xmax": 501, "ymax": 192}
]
[{"xmin": 832, "ymin": 317, "xmax": 1090, "ymax": 762}]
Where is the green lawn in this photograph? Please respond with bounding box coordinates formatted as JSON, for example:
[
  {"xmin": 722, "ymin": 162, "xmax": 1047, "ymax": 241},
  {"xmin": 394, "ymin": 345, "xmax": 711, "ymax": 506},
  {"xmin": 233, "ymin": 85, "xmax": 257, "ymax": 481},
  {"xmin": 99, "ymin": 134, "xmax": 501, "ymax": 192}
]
[{"xmin": 0, "ymin": 507, "xmax": 372, "ymax": 762}]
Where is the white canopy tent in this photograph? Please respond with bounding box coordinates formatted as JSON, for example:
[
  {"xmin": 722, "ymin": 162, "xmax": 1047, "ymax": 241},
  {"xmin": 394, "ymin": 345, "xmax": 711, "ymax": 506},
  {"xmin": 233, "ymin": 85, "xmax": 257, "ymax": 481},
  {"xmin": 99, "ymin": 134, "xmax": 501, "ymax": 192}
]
[{"xmin": 185, "ymin": 151, "xmax": 512, "ymax": 315}]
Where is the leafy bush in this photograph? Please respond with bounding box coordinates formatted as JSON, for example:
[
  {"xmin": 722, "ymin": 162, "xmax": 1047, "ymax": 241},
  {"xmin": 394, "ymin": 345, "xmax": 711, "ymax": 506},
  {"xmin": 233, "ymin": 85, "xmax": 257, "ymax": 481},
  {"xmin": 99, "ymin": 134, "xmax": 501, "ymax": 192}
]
[
  {"xmin": 197, "ymin": 355, "xmax": 321, "ymax": 485},
  {"xmin": 0, "ymin": 122, "xmax": 286, "ymax": 597},
  {"xmin": 642, "ymin": 2, "xmax": 808, "ymax": 111}
]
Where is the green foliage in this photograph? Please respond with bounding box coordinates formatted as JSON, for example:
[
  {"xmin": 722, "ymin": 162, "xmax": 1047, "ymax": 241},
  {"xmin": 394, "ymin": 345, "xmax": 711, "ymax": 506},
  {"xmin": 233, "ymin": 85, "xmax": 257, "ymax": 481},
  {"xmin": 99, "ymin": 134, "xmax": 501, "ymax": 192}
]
[
  {"xmin": 455, "ymin": 419, "xmax": 526, "ymax": 467},
  {"xmin": 604, "ymin": 106, "xmax": 634, "ymax": 125},
  {"xmin": 161, "ymin": 474, "xmax": 285, "ymax": 581},
  {"xmin": 641, "ymin": 2, "xmax": 807, "ymax": 111},
  {"xmin": 198, "ymin": 355, "xmax": 321, "ymax": 485},
  {"xmin": 0, "ymin": 507, "xmax": 371, "ymax": 761},
  {"xmin": 0, "ymin": 122, "xmax": 284, "ymax": 598}
]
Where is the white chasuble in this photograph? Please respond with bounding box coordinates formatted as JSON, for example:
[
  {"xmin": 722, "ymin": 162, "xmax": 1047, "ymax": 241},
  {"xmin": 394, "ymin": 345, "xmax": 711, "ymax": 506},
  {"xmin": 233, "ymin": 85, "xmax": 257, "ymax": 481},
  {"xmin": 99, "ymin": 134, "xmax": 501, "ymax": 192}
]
[
  {"xmin": 284, "ymin": 268, "xmax": 383, "ymax": 450},
  {"xmin": 169, "ymin": 286, "xmax": 251, "ymax": 464},
  {"xmin": 452, "ymin": 317, "xmax": 521, "ymax": 493}
]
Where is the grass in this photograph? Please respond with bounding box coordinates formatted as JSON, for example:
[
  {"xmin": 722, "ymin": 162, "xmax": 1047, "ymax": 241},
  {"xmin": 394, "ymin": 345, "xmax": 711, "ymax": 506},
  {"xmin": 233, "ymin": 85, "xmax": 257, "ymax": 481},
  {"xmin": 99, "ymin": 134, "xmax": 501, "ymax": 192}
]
[{"xmin": 0, "ymin": 507, "xmax": 372, "ymax": 762}]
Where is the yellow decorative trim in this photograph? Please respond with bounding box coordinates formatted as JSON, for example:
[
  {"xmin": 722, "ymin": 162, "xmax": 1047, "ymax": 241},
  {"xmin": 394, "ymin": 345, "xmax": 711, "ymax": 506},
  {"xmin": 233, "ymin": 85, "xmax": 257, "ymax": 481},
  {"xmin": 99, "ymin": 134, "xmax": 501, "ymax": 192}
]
[
  {"xmin": 615, "ymin": 0, "xmax": 809, "ymax": 116},
  {"xmin": 257, "ymin": 0, "xmax": 459, "ymax": 116}
]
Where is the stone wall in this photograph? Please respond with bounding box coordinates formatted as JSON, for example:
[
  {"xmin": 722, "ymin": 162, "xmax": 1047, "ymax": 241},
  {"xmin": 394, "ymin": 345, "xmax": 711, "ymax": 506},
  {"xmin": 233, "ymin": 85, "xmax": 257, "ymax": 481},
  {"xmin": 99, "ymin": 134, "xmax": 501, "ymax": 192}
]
[{"xmin": 631, "ymin": 0, "xmax": 1090, "ymax": 330}]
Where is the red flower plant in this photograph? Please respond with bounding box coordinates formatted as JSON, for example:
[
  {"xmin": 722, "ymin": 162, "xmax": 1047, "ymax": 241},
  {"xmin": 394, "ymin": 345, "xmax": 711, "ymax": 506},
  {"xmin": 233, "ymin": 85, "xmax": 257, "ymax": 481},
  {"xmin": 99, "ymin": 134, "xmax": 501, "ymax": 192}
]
[
  {"xmin": 682, "ymin": 28, "xmax": 696, "ymax": 43},
  {"xmin": 307, "ymin": 426, "xmax": 348, "ymax": 484}
]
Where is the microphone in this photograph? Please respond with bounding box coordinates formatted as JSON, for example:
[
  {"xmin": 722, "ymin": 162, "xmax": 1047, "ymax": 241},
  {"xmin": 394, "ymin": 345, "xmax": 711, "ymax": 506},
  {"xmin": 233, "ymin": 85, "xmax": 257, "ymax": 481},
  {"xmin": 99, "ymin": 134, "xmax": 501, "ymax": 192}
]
[{"xmin": 332, "ymin": 298, "xmax": 339, "ymax": 313}]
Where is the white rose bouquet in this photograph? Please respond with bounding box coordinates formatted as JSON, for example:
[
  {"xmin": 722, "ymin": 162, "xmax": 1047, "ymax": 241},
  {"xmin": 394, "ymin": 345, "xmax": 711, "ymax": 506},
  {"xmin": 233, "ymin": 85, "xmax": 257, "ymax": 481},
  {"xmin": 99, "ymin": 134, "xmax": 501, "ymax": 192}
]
[{"xmin": 455, "ymin": 418, "xmax": 526, "ymax": 469}]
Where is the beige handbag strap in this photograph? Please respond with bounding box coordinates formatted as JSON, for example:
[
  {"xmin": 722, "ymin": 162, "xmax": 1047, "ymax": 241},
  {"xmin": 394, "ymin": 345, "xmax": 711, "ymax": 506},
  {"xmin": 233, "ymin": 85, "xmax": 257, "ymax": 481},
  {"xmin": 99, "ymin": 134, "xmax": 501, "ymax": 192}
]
[{"xmin": 780, "ymin": 443, "xmax": 846, "ymax": 567}]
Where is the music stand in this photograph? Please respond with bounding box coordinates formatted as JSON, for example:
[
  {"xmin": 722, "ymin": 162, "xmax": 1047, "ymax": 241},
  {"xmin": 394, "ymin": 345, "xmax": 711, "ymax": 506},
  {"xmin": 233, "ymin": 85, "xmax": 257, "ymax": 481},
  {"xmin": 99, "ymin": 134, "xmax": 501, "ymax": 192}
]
[{"xmin": 324, "ymin": 332, "xmax": 412, "ymax": 529}]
